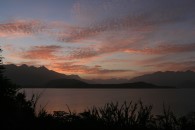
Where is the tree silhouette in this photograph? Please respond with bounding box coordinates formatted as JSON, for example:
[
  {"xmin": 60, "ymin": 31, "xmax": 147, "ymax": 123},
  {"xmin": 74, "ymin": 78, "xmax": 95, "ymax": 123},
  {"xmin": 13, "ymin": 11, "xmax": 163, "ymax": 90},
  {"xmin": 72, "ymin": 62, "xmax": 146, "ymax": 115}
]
[
  {"xmin": 0, "ymin": 47, "xmax": 17, "ymax": 98},
  {"xmin": 0, "ymin": 47, "xmax": 4, "ymax": 79},
  {"xmin": 0, "ymin": 47, "xmax": 36, "ymax": 130}
]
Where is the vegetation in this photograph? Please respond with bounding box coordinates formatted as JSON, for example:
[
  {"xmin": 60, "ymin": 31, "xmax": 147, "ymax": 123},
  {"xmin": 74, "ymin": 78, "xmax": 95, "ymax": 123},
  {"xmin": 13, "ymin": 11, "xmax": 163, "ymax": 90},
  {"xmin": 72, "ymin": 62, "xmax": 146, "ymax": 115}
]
[
  {"xmin": 0, "ymin": 48, "xmax": 37, "ymax": 130},
  {"xmin": 0, "ymin": 47, "xmax": 195, "ymax": 130},
  {"xmin": 36, "ymin": 102, "xmax": 195, "ymax": 130}
]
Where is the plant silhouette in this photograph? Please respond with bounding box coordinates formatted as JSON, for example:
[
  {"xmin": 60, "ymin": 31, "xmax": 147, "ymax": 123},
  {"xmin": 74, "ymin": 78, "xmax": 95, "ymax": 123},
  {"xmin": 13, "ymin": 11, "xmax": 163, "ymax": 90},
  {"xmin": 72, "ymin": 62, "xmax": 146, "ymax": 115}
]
[{"xmin": 0, "ymin": 48, "xmax": 36, "ymax": 130}]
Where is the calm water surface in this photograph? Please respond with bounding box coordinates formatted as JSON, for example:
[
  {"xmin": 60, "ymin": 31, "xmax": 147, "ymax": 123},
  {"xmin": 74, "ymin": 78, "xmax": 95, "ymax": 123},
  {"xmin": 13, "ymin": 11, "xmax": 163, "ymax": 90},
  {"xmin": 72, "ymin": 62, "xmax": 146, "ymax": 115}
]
[{"xmin": 22, "ymin": 88, "xmax": 195, "ymax": 115}]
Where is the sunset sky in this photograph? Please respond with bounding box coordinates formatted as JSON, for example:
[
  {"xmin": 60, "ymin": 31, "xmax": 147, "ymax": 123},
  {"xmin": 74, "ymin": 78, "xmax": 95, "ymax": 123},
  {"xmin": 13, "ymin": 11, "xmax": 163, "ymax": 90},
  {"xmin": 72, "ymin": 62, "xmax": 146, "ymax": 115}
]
[{"xmin": 1, "ymin": 0, "xmax": 195, "ymax": 79}]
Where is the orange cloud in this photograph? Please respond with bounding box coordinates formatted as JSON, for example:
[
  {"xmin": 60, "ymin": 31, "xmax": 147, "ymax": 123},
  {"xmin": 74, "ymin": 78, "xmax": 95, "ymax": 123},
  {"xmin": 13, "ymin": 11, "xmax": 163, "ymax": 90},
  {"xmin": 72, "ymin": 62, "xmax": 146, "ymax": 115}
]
[
  {"xmin": 5, "ymin": 61, "xmax": 39, "ymax": 67},
  {"xmin": 22, "ymin": 45, "xmax": 61, "ymax": 60},
  {"xmin": 48, "ymin": 62, "xmax": 132, "ymax": 75}
]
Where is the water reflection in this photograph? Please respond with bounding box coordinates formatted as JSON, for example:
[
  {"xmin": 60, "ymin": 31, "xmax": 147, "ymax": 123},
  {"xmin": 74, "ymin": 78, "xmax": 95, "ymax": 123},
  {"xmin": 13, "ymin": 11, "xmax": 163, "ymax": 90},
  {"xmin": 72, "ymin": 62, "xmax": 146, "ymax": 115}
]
[{"xmin": 22, "ymin": 88, "xmax": 195, "ymax": 115}]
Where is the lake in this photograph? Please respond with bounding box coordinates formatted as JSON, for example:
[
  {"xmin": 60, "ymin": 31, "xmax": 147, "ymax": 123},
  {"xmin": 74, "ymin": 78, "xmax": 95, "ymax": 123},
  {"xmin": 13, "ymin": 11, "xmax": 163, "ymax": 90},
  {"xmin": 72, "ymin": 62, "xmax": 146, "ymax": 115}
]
[{"xmin": 22, "ymin": 88, "xmax": 195, "ymax": 116}]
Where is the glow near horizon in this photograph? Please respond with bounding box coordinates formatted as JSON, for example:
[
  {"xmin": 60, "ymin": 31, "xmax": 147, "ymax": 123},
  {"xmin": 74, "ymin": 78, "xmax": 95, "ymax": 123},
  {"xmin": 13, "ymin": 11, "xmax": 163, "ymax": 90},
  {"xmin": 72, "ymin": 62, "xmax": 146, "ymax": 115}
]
[{"xmin": 1, "ymin": 0, "xmax": 195, "ymax": 79}]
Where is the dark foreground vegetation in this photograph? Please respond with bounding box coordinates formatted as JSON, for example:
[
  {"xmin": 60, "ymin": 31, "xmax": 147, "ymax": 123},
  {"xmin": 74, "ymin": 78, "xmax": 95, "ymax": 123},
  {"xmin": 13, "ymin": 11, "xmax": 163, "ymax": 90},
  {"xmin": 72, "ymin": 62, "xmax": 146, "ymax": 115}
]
[{"xmin": 1, "ymin": 48, "xmax": 195, "ymax": 130}]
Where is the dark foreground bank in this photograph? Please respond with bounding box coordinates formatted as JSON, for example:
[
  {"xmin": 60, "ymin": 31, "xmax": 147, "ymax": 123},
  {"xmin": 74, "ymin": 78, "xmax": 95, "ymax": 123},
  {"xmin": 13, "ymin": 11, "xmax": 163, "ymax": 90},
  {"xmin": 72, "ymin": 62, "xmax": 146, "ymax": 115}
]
[{"xmin": 2, "ymin": 91, "xmax": 195, "ymax": 130}]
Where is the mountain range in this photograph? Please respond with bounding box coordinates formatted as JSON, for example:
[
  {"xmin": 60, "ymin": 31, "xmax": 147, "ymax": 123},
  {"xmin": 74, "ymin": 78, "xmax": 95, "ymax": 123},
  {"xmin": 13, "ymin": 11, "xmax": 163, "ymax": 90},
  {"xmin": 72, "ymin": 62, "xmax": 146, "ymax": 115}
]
[
  {"xmin": 130, "ymin": 71, "xmax": 195, "ymax": 88},
  {"xmin": 4, "ymin": 64, "xmax": 81, "ymax": 87},
  {"xmin": 3, "ymin": 64, "xmax": 195, "ymax": 88}
]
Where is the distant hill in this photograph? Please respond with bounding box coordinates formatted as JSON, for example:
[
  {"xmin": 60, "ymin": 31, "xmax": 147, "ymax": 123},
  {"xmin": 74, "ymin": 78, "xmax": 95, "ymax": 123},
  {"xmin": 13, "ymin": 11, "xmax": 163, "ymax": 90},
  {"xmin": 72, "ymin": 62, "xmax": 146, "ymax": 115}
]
[
  {"xmin": 4, "ymin": 64, "xmax": 81, "ymax": 87},
  {"xmin": 89, "ymin": 82, "xmax": 173, "ymax": 89},
  {"xmin": 45, "ymin": 78, "xmax": 89, "ymax": 88},
  {"xmin": 130, "ymin": 71, "xmax": 195, "ymax": 88},
  {"xmin": 45, "ymin": 80, "xmax": 170, "ymax": 89},
  {"xmin": 85, "ymin": 78, "xmax": 130, "ymax": 84}
]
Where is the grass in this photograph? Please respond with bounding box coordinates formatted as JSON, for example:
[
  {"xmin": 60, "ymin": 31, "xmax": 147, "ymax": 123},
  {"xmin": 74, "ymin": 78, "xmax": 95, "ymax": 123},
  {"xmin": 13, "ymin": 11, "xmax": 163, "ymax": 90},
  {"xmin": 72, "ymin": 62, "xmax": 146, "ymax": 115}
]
[{"xmin": 35, "ymin": 101, "xmax": 195, "ymax": 130}]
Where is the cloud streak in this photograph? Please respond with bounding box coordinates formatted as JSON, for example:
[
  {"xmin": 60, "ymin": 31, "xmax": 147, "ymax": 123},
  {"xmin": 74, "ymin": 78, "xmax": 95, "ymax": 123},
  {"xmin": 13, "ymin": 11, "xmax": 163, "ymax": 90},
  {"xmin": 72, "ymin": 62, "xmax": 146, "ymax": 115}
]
[
  {"xmin": 58, "ymin": 13, "xmax": 170, "ymax": 42},
  {"xmin": 124, "ymin": 43, "xmax": 195, "ymax": 54},
  {"xmin": 61, "ymin": 0, "xmax": 195, "ymax": 43},
  {"xmin": 67, "ymin": 42, "xmax": 195, "ymax": 60},
  {"xmin": 146, "ymin": 60, "xmax": 195, "ymax": 71}
]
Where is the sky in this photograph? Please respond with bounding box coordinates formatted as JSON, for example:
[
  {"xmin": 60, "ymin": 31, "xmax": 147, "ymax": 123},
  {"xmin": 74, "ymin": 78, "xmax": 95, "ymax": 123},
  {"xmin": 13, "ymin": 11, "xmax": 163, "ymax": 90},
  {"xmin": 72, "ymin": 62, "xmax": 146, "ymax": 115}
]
[{"xmin": 1, "ymin": 0, "xmax": 195, "ymax": 79}]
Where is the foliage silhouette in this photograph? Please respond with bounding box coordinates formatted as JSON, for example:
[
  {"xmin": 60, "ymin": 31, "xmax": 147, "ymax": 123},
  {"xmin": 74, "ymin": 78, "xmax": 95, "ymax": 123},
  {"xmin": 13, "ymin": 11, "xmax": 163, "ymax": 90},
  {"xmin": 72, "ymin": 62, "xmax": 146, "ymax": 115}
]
[
  {"xmin": 34, "ymin": 101, "xmax": 195, "ymax": 130},
  {"xmin": 0, "ymin": 48, "xmax": 37, "ymax": 130}
]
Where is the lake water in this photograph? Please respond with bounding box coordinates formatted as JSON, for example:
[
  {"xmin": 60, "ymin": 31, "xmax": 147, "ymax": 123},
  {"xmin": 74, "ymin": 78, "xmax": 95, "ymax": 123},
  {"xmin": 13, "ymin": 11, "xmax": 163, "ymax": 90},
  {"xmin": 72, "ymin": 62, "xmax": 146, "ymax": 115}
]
[{"xmin": 22, "ymin": 88, "xmax": 195, "ymax": 115}]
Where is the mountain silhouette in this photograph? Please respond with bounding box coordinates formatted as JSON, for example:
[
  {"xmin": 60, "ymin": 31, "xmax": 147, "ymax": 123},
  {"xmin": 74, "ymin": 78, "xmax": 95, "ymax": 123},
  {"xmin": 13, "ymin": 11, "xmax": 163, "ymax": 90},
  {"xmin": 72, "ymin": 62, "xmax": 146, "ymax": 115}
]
[
  {"xmin": 4, "ymin": 64, "xmax": 81, "ymax": 87},
  {"xmin": 130, "ymin": 71, "xmax": 195, "ymax": 88},
  {"xmin": 5, "ymin": 64, "xmax": 194, "ymax": 88}
]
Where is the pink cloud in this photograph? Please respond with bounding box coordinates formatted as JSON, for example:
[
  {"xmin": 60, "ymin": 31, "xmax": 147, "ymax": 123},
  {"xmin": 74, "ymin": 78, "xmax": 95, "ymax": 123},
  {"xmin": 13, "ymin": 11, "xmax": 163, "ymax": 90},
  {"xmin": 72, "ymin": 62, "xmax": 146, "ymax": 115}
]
[
  {"xmin": 0, "ymin": 20, "xmax": 46, "ymax": 37},
  {"xmin": 124, "ymin": 43, "xmax": 195, "ymax": 54},
  {"xmin": 100, "ymin": 59, "xmax": 131, "ymax": 63},
  {"xmin": 67, "ymin": 38, "xmax": 195, "ymax": 60},
  {"xmin": 61, "ymin": 0, "xmax": 187, "ymax": 43},
  {"xmin": 58, "ymin": 14, "xmax": 155, "ymax": 43},
  {"xmin": 2, "ymin": 44, "xmax": 15, "ymax": 51},
  {"xmin": 146, "ymin": 61, "xmax": 195, "ymax": 71},
  {"xmin": 67, "ymin": 36, "xmax": 144, "ymax": 59}
]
